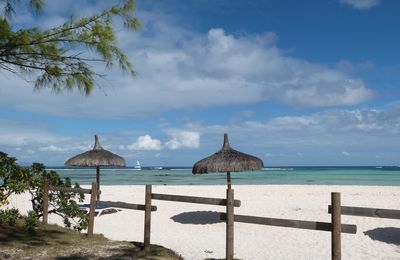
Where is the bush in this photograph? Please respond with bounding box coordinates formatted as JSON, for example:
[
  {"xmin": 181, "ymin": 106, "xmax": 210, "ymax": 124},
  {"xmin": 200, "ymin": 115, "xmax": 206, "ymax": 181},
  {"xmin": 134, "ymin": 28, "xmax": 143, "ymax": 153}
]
[
  {"xmin": 0, "ymin": 208, "xmax": 21, "ymax": 226},
  {"xmin": 1, "ymin": 152, "xmax": 87, "ymax": 231},
  {"xmin": 24, "ymin": 210, "xmax": 39, "ymax": 231}
]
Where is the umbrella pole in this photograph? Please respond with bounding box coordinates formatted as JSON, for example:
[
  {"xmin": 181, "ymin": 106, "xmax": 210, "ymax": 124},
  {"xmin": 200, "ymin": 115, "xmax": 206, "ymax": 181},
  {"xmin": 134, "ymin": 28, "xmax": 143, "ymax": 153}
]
[
  {"xmin": 96, "ymin": 166, "xmax": 100, "ymax": 200},
  {"xmin": 227, "ymin": 171, "xmax": 232, "ymax": 190}
]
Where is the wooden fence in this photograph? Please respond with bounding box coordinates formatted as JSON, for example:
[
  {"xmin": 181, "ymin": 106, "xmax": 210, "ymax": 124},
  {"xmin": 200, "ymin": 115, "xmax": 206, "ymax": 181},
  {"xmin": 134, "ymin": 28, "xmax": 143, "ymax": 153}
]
[
  {"xmin": 217, "ymin": 192, "xmax": 356, "ymax": 260},
  {"xmin": 41, "ymin": 180, "xmax": 156, "ymax": 249},
  {"xmin": 148, "ymin": 184, "xmax": 241, "ymax": 257},
  {"xmin": 42, "ymin": 181, "xmax": 101, "ymax": 237},
  {"xmin": 151, "ymin": 193, "xmax": 241, "ymax": 207},
  {"xmin": 144, "ymin": 187, "xmax": 357, "ymax": 260},
  {"xmin": 43, "ymin": 182, "xmax": 364, "ymax": 260},
  {"xmin": 328, "ymin": 205, "xmax": 400, "ymax": 219},
  {"xmin": 219, "ymin": 213, "xmax": 357, "ymax": 233}
]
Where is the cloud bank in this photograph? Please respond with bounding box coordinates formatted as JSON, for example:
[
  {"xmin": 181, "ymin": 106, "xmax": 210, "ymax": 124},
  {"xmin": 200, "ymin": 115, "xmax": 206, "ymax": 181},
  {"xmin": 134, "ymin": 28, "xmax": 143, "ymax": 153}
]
[
  {"xmin": 0, "ymin": 8, "xmax": 374, "ymax": 118},
  {"xmin": 2, "ymin": 103, "xmax": 399, "ymax": 165}
]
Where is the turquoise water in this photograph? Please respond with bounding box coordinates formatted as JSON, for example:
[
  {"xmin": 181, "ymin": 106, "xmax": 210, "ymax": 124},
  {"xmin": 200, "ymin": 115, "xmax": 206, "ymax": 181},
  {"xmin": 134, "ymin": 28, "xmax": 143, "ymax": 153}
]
[{"xmin": 48, "ymin": 167, "xmax": 400, "ymax": 186}]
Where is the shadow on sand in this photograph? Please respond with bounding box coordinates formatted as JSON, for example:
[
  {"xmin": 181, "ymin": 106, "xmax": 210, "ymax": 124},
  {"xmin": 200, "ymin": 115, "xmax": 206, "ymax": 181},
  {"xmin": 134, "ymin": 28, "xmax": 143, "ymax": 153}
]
[
  {"xmin": 364, "ymin": 227, "xmax": 400, "ymax": 245},
  {"xmin": 171, "ymin": 211, "xmax": 224, "ymax": 225}
]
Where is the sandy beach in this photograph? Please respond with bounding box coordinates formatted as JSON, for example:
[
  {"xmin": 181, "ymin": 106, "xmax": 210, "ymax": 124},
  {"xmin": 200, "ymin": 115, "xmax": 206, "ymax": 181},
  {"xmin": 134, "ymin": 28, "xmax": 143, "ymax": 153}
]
[{"xmin": 7, "ymin": 185, "xmax": 400, "ymax": 260}]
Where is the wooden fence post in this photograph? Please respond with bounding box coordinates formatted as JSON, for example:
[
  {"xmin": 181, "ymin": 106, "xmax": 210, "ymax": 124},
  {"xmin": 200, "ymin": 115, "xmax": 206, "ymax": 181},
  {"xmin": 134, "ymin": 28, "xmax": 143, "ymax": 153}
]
[
  {"xmin": 144, "ymin": 185, "xmax": 152, "ymax": 252},
  {"xmin": 42, "ymin": 179, "xmax": 49, "ymax": 224},
  {"xmin": 226, "ymin": 188, "xmax": 234, "ymax": 260},
  {"xmin": 87, "ymin": 182, "xmax": 97, "ymax": 238},
  {"xmin": 331, "ymin": 192, "xmax": 341, "ymax": 260}
]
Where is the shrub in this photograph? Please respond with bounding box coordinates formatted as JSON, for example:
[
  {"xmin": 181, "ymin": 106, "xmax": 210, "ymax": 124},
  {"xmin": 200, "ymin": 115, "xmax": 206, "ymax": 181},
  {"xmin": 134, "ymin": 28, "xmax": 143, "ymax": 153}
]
[
  {"xmin": 0, "ymin": 152, "xmax": 87, "ymax": 231},
  {"xmin": 24, "ymin": 210, "xmax": 39, "ymax": 231},
  {"xmin": 0, "ymin": 208, "xmax": 21, "ymax": 226}
]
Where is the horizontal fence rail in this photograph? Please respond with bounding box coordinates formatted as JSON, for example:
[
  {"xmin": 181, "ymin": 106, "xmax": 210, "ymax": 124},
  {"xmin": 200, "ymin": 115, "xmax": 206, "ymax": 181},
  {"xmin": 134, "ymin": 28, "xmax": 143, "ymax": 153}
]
[
  {"xmin": 220, "ymin": 213, "xmax": 357, "ymax": 234},
  {"xmin": 328, "ymin": 206, "xmax": 400, "ymax": 220},
  {"xmin": 49, "ymin": 186, "xmax": 101, "ymax": 195},
  {"xmin": 97, "ymin": 200, "xmax": 157, "ymax": 211},
  {"xmin": 151, "ymin": 193, "xmax": 241, "ymax": 207}
]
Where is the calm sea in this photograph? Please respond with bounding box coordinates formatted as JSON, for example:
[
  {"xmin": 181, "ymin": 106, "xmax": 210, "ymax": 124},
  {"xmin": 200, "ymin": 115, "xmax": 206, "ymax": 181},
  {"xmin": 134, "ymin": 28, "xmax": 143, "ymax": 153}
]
[{"xmin": 47, "ymin": 166, "xmax": 400, "ymax": 186}]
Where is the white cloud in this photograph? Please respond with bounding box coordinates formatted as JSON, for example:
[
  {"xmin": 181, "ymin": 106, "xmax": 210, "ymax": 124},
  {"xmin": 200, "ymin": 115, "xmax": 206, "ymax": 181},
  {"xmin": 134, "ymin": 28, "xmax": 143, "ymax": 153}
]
[
  {"xmin": 341, "ymin": 151, "xmax": 351, "ymax": 156},
  {"xmin": 0, "ymin": 119, "xmax": 124, "ymax": 164},
  {"xmin": 192, "ymin": 103, "xmax": 400, "ymax": 152},
  {"xmin": 265, "ymin": 153, "xmax": 289, "ymax": 157},
  {"xmin": 339, "ymin": 0, "xmax": 381, "ymax": 10},
  {"xmin": 39, "ymin": 145, "xmax": 66, "ymax": 152},
  {"xmin": 39, "ymin": 144, "xmax": 89, "ymax": 152},
  {"xmin": 0, "ymin": 10, "xmax": 374, "ymax": 118},
  {"xmin": 165, "ymin": 131, "xmax": 200, "ymax": 150},
  {"xmin": 127, "ymin": 135, "xmax": 163, "ymax": 151}
]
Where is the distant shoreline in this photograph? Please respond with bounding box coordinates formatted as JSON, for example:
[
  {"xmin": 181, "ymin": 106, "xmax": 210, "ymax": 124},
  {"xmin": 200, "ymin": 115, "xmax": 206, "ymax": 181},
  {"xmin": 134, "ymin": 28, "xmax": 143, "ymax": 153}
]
[
  {"xmin": 45, "ymin": 165, "xmax": 400, "ymax": 169},
  {"xmin": 41, "ymin": 167, "xmax": 400, "ymax": 186}
]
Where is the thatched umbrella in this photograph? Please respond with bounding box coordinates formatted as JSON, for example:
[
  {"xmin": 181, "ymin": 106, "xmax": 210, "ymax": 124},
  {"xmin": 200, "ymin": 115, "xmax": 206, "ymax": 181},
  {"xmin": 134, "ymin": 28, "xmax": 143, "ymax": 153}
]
[
  {"xmin": 65, "ymin": 135, "xmax": 125, "ymax": 199},
  {"xmin": 192, "ymin": 133, "xmax": 263, "ymax": 260},
  {"xmin": 192, "ymin": 133, "xmax": 263, "ymax": 188}
]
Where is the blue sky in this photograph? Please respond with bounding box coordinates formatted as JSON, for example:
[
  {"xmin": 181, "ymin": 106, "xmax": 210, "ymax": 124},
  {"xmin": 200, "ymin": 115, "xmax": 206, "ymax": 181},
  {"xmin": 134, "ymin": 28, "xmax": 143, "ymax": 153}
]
[{"xmin": 1, "ymin": 0, "xmax": 400, "ymax": 166}]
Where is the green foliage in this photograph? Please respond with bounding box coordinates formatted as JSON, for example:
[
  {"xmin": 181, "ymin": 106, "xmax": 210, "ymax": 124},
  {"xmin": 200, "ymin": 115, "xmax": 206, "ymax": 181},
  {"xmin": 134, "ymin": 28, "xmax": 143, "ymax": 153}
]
[
  {"xmin": 0, "ymin": 152, "xmax": 88, "ymax": 231},
  {"xmin": 0, "ymin": 0, "xmax": 140, "ymax": 95},
  {"xmin": 0, "ymin": 152, "xmax": 30, "ymax": 204},
  {"xmin": 24, "ymin": 210, "xmax": 39, "ymax": 231},
  {"xmin": 0, "ymin": 208, "xmax": 20, "ymax": 225}
]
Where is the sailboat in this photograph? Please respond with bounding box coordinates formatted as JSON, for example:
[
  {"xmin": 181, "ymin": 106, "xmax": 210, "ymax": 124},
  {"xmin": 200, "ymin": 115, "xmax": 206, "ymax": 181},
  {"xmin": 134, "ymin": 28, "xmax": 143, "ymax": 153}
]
[{"xmin": 133, "ymin": 160, "xmax": 141, "ymax": 170}]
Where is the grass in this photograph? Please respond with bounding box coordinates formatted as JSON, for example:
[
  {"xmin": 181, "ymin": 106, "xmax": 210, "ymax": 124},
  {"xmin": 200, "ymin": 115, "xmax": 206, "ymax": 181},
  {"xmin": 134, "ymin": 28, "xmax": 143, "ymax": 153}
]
[{"xmin": 0, "ymin": 222, "xmax": 183, "ymax": 259}]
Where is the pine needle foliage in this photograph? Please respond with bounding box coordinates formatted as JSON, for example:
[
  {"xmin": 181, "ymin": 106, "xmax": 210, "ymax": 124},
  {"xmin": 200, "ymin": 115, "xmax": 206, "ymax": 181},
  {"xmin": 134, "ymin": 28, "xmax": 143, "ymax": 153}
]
[{"xmin": 0, "ymin": 0, "xmax": 139, "ymax": 95}]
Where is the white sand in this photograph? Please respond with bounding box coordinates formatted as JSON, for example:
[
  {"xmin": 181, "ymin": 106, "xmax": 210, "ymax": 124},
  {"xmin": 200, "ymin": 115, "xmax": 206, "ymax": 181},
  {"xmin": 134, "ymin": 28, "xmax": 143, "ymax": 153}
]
[{"xmin": 6, "ymin": 185, "xmax": 400, "ymax": 259}]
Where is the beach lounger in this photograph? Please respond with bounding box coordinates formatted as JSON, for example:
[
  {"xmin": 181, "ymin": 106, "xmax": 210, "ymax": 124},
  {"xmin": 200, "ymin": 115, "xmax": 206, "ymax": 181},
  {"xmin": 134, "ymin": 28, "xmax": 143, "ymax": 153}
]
[{"xmin": 78, "ymin": 204, "xmax": 122, "ymax": 217}]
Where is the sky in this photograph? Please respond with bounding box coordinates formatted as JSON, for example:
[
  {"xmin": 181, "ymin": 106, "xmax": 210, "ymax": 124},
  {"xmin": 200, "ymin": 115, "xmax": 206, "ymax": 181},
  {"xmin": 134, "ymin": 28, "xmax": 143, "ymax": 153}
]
[{"xmin": 0, "ymin": 0, "xmax": 400, "ymax": 166}]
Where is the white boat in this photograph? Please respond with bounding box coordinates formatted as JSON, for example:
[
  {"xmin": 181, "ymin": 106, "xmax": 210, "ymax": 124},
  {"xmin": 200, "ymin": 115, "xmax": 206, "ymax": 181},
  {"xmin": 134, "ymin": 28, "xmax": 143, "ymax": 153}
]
[{"xmin": 133, "ymin": 160, "xmax": 141, "ymax": 170}]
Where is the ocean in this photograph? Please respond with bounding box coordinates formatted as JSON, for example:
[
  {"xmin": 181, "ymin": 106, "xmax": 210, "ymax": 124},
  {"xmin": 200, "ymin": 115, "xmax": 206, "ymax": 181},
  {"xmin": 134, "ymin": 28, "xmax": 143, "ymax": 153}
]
[{"xmin": 47, "ymin": 166, "xmax": 400, "ymax": 186}]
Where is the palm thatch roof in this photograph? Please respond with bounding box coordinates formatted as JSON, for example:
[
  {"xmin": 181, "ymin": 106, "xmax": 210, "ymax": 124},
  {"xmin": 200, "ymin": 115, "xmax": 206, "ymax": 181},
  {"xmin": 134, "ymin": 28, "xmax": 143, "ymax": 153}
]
[
  {"xmin": 192, "ymin": 134, "xmax": 263, "ymax": 174},
  {"xmin": 65, "ymin": 135, "xmax": 125, "ymax": 167}
]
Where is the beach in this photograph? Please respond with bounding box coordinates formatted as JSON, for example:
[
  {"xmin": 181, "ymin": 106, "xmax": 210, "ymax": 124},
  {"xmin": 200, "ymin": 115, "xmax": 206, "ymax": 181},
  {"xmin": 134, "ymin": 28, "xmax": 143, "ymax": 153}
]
[{"xmin": 8, "ymin": 185, "xmax": 400, "ymax": 259}]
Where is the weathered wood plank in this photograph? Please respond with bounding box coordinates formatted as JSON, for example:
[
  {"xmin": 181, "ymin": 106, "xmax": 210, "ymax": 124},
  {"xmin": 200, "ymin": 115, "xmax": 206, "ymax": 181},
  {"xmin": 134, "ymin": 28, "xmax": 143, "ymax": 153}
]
[
  {"xmin": 87, "ymin": 183, "xmax": 97, "ymax": 238},
  {"xmin": 151, "ymin": 193, "xmax": 241, "ymax": 207},
  {"xmin": 331, "ymin": 192, "xmax": 341, "ymax": 260},
  {"xmin": 226, "ymin": 188, "xmax": 234, "ymax": 260},
  {"xmin": 143, "ymin": 185, "xmax": 152, "ymax": 252},
  {"xmin": 97, "ymin": 200, "xmax": 157, "ymax": 211},
  {"xmin": 328, "ymin": 206, "xmax": 400, "ymax": 219},
  {"xmin": 220, "ymin": 213, "xmax": 357, "ymax": 234},
  {"xmin": 49, "ymin": 186, "xmax": 101, "ymax": 195}
]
